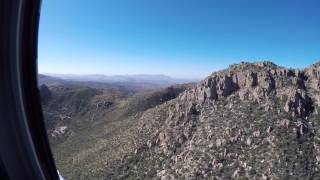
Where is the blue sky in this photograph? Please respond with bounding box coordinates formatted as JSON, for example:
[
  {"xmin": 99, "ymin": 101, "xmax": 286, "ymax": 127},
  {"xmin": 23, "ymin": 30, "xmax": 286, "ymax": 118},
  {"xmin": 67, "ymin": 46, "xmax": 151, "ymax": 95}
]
[{"xmin": 38, "ymin": 0, "xmax": 320, "ymax": 79}]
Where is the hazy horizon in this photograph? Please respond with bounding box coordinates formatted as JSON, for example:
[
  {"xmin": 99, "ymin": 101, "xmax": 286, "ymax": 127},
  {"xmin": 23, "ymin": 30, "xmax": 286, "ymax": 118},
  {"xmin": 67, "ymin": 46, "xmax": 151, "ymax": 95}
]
[
  {"xmin": 41, "ymin": 72, "xmax": 201, "ymax": 80},
  {"xmin": 38, "ymin": 0, "xmax": 320, "ymax": 79},
  {"xmin": 39, "ymin": 59, "xmax": 320, "ymax": 80}
]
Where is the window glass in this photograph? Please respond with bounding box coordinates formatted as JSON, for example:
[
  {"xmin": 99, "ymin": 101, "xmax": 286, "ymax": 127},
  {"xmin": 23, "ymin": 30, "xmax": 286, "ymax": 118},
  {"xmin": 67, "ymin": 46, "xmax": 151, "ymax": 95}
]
[{"xmin": 38, "ymin": 1, "xmax": 320, "ymax": 179}]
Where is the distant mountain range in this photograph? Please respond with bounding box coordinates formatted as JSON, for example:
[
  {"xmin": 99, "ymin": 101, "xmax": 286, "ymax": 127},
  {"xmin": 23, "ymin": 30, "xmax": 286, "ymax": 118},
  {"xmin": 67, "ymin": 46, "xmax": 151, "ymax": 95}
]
[
  {"xmin": 44, "ymin": 73, "xmax": 198, "ymax": 84},
  {"xmin": 39, "ymin": 73, "xmax": 198, "ymax": 92}
]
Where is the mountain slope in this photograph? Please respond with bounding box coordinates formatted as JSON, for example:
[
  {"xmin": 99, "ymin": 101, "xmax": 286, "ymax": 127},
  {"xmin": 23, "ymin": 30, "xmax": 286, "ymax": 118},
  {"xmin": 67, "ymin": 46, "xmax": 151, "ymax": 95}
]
[
  {"xmin": 39, "ymin": 81, "xmax": 193, "ymax": 179},
  {"xmin": 41, "ymin": 61, "xmax": 320, "ymax": 179},
  {"xmin": 103, "ymin": 61, "xmax": 320, "ymax": 180}
]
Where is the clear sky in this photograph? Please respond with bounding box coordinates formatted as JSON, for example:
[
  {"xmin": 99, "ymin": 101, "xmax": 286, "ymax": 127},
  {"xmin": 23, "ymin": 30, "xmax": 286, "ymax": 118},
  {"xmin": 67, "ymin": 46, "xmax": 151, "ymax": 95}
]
[{"xmin": 38, "ymin": 0, "xmax": 320, "ymax": 79}]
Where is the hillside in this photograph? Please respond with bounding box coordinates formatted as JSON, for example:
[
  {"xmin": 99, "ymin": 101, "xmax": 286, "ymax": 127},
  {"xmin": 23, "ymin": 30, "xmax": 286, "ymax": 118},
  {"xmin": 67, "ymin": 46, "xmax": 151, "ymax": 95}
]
[
  {"xmin": 39, "ymin": 80, "xmax": 193, "ymax": 179},
  {"xmin": 103, "ymin": 61, "xmax": 320, "ymax": 180},
  {"xmin": 41, "ymin": 61, "xmax": 320, "ymax": 179}
]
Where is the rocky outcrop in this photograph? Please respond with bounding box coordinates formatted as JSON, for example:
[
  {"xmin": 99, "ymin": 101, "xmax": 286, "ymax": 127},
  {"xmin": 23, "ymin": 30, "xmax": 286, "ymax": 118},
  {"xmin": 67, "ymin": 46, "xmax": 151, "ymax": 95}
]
[
  {"xmin": 284, "ymin": 89, "xmax": 313, "ymax": 117},
  {"xmin": 51, "ymin": 126, "xmax": 68, "ymax": 137},
  {"xmin": 305, "ymin": 61, "xmax": 320, "ymax": 79},
  {"xmin": 304, "ymin": 62, "xmax": 320, "ymax": 106},
  {"xmin": 179, "ymin": 61, "xmax": 316, "ymax": 118}
]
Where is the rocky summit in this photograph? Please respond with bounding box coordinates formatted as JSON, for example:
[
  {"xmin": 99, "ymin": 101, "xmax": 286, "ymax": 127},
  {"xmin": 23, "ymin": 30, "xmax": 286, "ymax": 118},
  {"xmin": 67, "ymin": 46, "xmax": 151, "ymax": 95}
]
[{"xmin": 42, "ymin": 61, "xmax": 320, "ymax": 180}]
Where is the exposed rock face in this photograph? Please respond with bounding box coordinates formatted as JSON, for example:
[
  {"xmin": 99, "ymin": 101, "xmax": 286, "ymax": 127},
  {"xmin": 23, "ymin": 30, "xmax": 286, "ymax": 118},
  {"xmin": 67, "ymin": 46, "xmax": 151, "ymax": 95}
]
[
  {"xmin": 305, "ymin": 61, "xmax": 320, "ymax": 106},
  {"xmin": 284, "ymin": 89, "xmax": 313, "ymax": 117},
  {"xmin": 179, "ymin": 61, "xmax": 315, "ymax": 118},
  {"xmin": 305, "ymin": 62, "xmax": 320, "ymax": 79}
]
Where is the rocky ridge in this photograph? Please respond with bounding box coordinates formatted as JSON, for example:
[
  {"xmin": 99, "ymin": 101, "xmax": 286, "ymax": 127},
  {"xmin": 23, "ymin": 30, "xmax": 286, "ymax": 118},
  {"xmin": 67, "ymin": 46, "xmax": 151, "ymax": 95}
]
[{"xmin": 181, "ymin": 61, "xmax": 318, "ymax": 118}]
